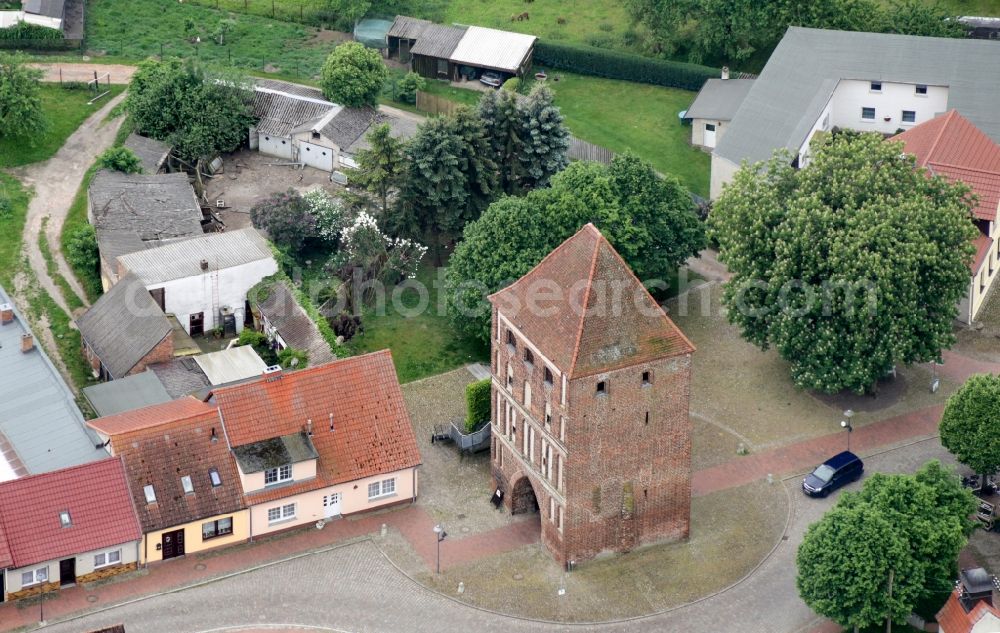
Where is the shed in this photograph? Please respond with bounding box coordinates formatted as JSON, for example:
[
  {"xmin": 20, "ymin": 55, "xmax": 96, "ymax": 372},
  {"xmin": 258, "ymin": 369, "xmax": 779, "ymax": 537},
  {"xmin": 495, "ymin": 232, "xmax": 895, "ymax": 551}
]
[
  {"xmin": 387, "ymin": 15, "xmax": 433, "ymax": 62},
  {"xmin": 82, "ymin": 371, "xmax": 172, "ymax": 417},
  {"xmin": 685, "ymin": 78, "xmax": 755, "ymax": 149},
  {"xmin": 409, "ymin": 23, "xmax": 467, "ymax": 80},
  {"xmin": 250, "ymin": 80, "xmax": 335, "ymax": 161},
  {"xmin": 449, "ymin": 26, "xmax": 537, "ymax": 78}
]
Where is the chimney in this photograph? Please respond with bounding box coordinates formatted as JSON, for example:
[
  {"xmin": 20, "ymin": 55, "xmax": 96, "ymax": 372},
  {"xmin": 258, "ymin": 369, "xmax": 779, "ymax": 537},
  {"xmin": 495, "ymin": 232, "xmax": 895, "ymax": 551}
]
[
  {"xmin": 0, "ymin": 304, "xmax": 12, "ymax": 325},
  {"xmin": 306, "ymin": 419, "xmax": 313, "ymax": 436},
  {"xmin": 200, "ymin": 259, "xmax": 209, "ymax": 271},
  {"xmin": 263, "ymin": 365, "xmax": 283, "ymax": 382},
  {"xmin": 959, "ymin": 568, "xmax": 996, "ymax": 612},
  {"xmin": 721, "ymin": 66, "xmax": 730, "ymax": 80},
  {"xmin": 20, "ymin": 334, "xmax": 34, "ymax": 354}
]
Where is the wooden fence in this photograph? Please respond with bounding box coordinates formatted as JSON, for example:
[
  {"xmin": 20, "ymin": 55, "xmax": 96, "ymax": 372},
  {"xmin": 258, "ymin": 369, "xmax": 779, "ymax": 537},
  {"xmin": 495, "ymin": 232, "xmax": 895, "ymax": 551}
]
[{"xmin": 415, "ymin": 90, "xmax": 616, "ymax": 165}]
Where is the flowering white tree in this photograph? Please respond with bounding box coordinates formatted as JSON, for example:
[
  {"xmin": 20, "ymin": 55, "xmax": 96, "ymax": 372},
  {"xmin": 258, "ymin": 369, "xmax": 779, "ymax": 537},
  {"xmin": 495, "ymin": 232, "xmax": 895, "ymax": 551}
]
[
  {"xmin": 339, "ymin": 212, "xmax": 427, "ymax": 306},
  {"xmin": 303, "ymin": 188, "xmax": 348, "ymax": 244}
]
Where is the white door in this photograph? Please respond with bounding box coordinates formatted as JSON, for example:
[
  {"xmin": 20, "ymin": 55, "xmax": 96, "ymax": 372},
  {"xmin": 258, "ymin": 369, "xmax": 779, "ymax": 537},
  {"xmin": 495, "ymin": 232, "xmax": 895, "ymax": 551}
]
[
  {"xmin": 323, "ymin": 492, "xmax": 341, "ymax": 518},
  {"xmin": 300, "ymin": 141, "xmax": 335, "ymax": 172},
  {"xmin": 704, "ymin": 123, "xmax": 717, "ymax": 148}
]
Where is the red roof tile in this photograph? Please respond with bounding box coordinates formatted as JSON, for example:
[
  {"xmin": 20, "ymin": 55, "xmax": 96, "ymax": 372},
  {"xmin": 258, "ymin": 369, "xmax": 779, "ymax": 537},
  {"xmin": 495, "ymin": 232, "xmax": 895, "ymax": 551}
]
[
  {"xmin": 892, "ymin": 110, "xmax": 1000, "ymax": 221},
  {"xmin": 0, "ymin": 458, "xmax": 141, "ymax": 568},
  {"xmin": 488, "ymin": 223, "xmax": 695, "ymax": 378},
  {"xmin": 87, "ymin": 396, "xmax": 215, "ymax": 436},
  {"xmin": 937, "ymin": 588, "xmax": 1000, "ymax": 633},
  {"xmin": 211, "ymin": 350, "xmax": 421, "ymax": 494},
  {"xmin": 109, "ymin": 410, "xmax": 245, "ymax": 533}
]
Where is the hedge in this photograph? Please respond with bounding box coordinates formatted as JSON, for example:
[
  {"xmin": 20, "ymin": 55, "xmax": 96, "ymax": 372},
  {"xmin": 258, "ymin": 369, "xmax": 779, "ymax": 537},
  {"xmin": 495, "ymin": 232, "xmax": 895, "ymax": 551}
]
[
  {"xmin": 465, "ymin": 378, "xmax": 491, "ymax": 433},
  {"xmin": 533, "ymin": 41, "xmax": 720, "ymax": 91},
  {"xmin": 0, "ymin": 22, "xmax": 63, "ymax": 40}
]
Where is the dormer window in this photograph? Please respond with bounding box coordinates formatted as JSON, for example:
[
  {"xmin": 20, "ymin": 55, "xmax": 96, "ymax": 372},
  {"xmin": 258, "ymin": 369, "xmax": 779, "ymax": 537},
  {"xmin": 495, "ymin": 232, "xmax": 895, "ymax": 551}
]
[
  {"xmin": 143, "ymin": 485, "xmax": 157, "ymax": 504},
  {"xmin": 59, "ymin": 510, "xmax": 72, "ymax": 527},
  {"xmin": 209, "ymin": 468, "xmax": 222, "ymax": 487},
  {"xmin": 265, "ymin": 464, "xmax": 292, "ymax": 485},
  {"xmin": 870, "ymin": 81, "xmax": 882, "ymax": 92},
  {"xmin": 181, "ymin": 475, "xmax": 194, "ymax": 494}
]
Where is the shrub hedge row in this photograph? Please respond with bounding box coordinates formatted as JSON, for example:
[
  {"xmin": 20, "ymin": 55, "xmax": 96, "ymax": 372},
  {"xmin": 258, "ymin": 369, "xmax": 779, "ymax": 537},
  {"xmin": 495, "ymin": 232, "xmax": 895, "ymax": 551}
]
[
  {"xmin": 465, "ymin": 378, "xmax": 491, "ymax": 433},
  {"xmin": 533, "ymin": 40, "xmax": 720, "ymax": 91},
  {"xmin": 0, "ymin": 22, "xmax": 63, "ymax": 40}
]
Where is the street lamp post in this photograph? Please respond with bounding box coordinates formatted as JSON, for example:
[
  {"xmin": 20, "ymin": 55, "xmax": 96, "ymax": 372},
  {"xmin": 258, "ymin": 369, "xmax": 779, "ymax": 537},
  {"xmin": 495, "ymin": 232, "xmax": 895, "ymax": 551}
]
[
  {"xmin": 433, "ymin": 524, "xmax": 447, "ymax": 574},
  {"xmin": 840, "ymin": 409, "xmax": 855, "ymax": 452}
]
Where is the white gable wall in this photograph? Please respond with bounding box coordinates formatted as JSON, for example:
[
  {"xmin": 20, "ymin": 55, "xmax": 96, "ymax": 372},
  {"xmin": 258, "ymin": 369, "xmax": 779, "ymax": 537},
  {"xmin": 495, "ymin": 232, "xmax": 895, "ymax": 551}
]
[
  {"xmin": 972, "ymin": 611, "xmax": 1000, "ymax": 633},
  {"xmin": 148, "ymin": 258, "xmax": 278, "ymax": 334},
  {"xmin": 829, "ymin": 79, "xmax": 948, "ymax": 134}
]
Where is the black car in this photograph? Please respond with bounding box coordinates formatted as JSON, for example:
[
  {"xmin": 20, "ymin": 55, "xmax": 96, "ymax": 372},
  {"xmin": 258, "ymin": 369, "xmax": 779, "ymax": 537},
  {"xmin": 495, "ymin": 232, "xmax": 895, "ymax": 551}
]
[{"xmin": 802, "ymin": 451, "xmax": 863, "ymax": 497}]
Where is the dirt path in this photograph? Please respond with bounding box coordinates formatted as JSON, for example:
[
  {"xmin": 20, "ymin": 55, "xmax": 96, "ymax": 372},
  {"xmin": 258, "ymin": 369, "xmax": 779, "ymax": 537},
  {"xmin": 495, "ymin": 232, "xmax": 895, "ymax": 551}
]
[
  {"xmin": 12, "ymin": 92, "xmax": 127, "ymax": 315},
  {"xmin": 27, "ymin": 62, "xmax": 136, "ymax": 84}
]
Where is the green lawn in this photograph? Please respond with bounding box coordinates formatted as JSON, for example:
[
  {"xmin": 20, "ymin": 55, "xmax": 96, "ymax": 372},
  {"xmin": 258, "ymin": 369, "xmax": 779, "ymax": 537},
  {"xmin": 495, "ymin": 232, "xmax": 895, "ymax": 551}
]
[
  {"xmin": 419, "ymin": 72, "xmax": 710, "ymax": 197},
  {"xmin": 349, "ymin": 265, "xmax": 489, "ymax": 383},
  {"xmin": 0, "ymin": 175, "xmax": 29, "ymax": 281},
  {"xmin": 86, "ymin": 0, "xmax": 334, "ymax": 78},
  {"xmin": 0, "ymin": 84, "xmax": 125, "ymax": 168}
]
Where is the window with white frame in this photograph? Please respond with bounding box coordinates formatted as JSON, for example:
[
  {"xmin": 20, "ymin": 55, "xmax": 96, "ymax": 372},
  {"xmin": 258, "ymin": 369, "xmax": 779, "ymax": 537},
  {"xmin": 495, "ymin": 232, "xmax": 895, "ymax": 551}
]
[
  {"xmin": 21, "ymin": 567, "xmax": 48, "ymax": 586},
  {"xmin": 861, "ymin": 107, "xmax": 876, "ymax": 120},
  {"xmin": 59, "ymin": 510, "xmax": 72, "ymax": 528},
  {"xmin": 143, "ymin": 484, "xmax": 156, "ymax": 504},
  {"xmin": 267, "ymin": 503, "xmax": 296, "ymax": 524},
  {"xmin": 901, "ymin": 110, "xmax": 916, "ymax": 124},
  {"xmin": 94, "ymin": 549, "xmax": 122, "ymax": 568},
  {"xmin": 202, "ymin": 516, "xmax": 234, "ymax": 540},
  {"xmin": 915, "ymin": 84, "xmax": 928, "ymax": 95},
  {"xmin": 870, "ymin": 81, "xmax": 882, "ymax": 92},
  {"xmin": 181, "ymin": 475, "xmax": 194, "ymax": 494},
  {"xmin": 209, "ymin": 468, "xmax": 222, "ymax": 487},
  {"xmin": 264, "ymin": 464, "xmax": 292, "ymax": 485},
  {"xmin": 368, "ymin": 478, "xmax": 396, "ymax": 500}
]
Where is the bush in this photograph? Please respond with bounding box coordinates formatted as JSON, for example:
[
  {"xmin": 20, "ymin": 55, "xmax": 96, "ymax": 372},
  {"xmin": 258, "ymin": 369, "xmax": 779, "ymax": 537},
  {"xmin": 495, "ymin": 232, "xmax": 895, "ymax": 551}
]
[
  {"xmin": 0, "ymin": 22, "xmax": 62, "ymax": 40},
  {"xmin": 395, "ymin": 71, "xmax": 425, "ymax": 105},
  {"xmin": 328, "ymin": 312, "xmax": 363, "ymax": 341},
  {"xmin": 65, "ymin": 224, "xmax": 98, "ymax": 274},
  {"xmin": 249, "ymin": 189, "xmax": 317, "ymax": 251},
  {"xmin": 277, "ymin": 346, "xmax": 308, "ymax": 369},
  {"xmin": 533, "ymin": 40, "xmax": 720, "ymax": 91},
  {"xmin": 501, "ymin": 77, "xmax": 520, "ymax": 93},
  {"xmin": 97, "ymin": 146, "xmax": 143, "ymax": 173},
  {"xmin": 464, "ymin": 378, "xmax": 491, "ymax": 433},
  {"xmin": 237, "ymin": 327, "xmax": 278, "ymax": 365}
]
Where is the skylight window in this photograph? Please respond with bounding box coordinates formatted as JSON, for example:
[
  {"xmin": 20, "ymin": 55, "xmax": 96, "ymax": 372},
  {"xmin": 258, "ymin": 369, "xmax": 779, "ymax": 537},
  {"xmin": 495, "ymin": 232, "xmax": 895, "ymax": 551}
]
[
  {"xmin": 209, "ymin": 468, "xmax": 222, "ymax": 487},
  {"xmin": 59, "ymin": 510, "xmax": 71, "ymax": 528},
  {"xmin": 181, "ymin": 475, "xmax": 194, "ymax": 494},
  {"xmin": 143, "ymin": 485, "xmax": 157, "ymax": 503}
]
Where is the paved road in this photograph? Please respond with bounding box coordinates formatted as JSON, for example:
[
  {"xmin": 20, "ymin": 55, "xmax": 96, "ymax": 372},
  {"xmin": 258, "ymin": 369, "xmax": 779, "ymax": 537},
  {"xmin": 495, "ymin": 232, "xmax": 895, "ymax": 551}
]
[
  {"xmin": 36, "ymin": 438, "xmax": 956, "ymax": 633},
  {"xmin": 13, "ymin": 93, "xmax": 126, "ymax": 314}
]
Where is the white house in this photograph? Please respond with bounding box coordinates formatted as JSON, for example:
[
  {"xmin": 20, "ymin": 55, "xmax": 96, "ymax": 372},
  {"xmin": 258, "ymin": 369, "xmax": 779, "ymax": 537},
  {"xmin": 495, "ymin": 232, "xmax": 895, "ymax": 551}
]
[
  {"xmin": 710, "ymin": 28, "xmax": 1000, "ymax": 199},
  {"xmin": 115, "ymin": 228, "xmax": 278, "ymax": 336}
]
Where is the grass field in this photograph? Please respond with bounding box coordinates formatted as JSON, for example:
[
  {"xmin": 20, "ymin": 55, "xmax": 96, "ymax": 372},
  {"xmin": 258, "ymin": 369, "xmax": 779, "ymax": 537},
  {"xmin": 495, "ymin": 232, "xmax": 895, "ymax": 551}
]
[
  {"xmin": 87, "ymin": 0, "xmax": 334, "ymax": 78},
  {"xmin": 349, "ymin": 265, "xmax": 489, "ymax": 383},
  {"xmin": 0, "ymin": 84, "xmax": 125, "ymax": 168},
  {"xmin": 419, "ymin": 72, "xmax": 711, "ymax": 197},
  {"xmin": 441, "ymin": 0, "xmax": 633, "ymax": 46}
]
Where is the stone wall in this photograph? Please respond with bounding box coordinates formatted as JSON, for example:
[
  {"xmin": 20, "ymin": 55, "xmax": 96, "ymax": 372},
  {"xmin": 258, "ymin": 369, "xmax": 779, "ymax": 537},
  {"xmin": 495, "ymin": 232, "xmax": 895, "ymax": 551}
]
[
  {"xmin": 77, "ymin": 561, "xmax": 137, "ymax": 585},
  {"xmin": 7, "ymin": 581, "xmax": 59, "ymax": 601}
]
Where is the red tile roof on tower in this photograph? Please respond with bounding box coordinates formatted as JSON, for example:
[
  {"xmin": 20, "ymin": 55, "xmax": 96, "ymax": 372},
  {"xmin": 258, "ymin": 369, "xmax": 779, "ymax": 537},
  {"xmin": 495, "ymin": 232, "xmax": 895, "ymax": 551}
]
[
  {"xmin": 101, "ymin": 408, "xmax": 245, "ymax": 533},
  {"xmin": 892, "ymin": 110, "xmax": 1000, "ymax": 222},
  {"xmin": 211, "ymin": 350, "xmax": 421, "ymax": 502},
  {"xmin": 87, "ymin": 396, "xmax": 215, "ymax": 437},
  {"xmin": 0, "ymin": 458, "xmax": 141, "ymax": 568},
  {"xmin": 937, "ymin": 587, "xmax": 1000, "ymax": 633},
  {"xmin": 488, "ymin": 223, "xmax": 695, "ymax": 379}
]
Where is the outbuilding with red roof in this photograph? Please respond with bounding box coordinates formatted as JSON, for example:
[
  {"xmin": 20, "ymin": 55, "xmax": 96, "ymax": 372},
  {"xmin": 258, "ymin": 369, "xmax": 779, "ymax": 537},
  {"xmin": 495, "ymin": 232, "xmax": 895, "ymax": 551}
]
[{"xmin": 0, "ymin": 457, "xmax": 141, "ymax": 602}]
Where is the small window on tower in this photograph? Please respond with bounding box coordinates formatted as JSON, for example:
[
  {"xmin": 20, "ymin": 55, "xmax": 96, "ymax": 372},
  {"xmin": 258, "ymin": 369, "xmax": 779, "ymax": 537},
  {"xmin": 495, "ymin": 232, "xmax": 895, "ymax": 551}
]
[
  {"xmin": 507, "ymin": 330, "xmax": 516, "ymax": 349},
  {"xmin": 596, "ymin": 380, "xmax": 607, "ymax": 395},
  {"xmin": 642, "ymin": 370, "xmax": 651, "ymax": 385},
  {"xmin": 543, "ymin": 367, "xmax": 553, "ymax": 386},
  {"xmin": 524, "ymin": 348, "xmax": 534, "ymax": 366}
]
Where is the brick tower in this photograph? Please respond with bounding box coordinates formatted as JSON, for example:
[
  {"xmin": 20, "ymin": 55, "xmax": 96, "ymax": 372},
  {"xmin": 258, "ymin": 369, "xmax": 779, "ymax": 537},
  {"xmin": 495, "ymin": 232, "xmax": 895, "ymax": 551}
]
[{"xmin": 488, "ymin": 223, "xmax": 695, "ymax": 564}]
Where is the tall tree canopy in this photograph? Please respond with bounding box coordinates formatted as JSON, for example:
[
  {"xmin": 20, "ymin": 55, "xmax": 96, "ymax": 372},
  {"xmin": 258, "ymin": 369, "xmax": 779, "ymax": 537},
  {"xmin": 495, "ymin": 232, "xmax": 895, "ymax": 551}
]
[
  {"xmin": 940, "ymin": 374, "xmax": 1000, "ymax": 479},
  {"xmin": 125, "ymin": 58, "xmax": 253, "ymax": 163},
  {"xmin": 797, "ymin": 461, "xmax": 975, "ymax": 630},
  {"xmin": 710, "ymin": 132, "xmax": 976, "ymax": 394},
  {"xmin": 347, "ymin": 122, "xmax": 406, "ymax": 218},
  {"xmin": 446, "ymin": 153, "xmax": 704, "ymax": 343},
  {"xmin": 0, "ymin": 52, "xmax": 47, "ymax": 141},
  {"xmin": 320, "ymin": 41, "xmax": 388, "ymax": 108}
]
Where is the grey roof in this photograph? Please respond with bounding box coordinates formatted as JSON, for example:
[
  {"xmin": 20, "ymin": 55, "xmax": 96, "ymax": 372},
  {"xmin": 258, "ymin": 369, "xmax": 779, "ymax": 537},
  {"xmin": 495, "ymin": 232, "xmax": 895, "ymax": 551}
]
[
  {"xmin": 96, "ymin": 230, "xmax": 148, "ymax": 266},
  {"xmin": 449, "ymin": 25, "xmax": 536, "ymax": 72},
  {"xmin": 256, "ymin": 281, "xmax": 336, "ymax": 365},
  {"xmin": 387, "ymin": 15, "xmax": 433, "ymax": 40},
  {"xmin": 123, "ymin": 133, "xmax": 171, "ymax": 174},
  {"xmin": 117, "ymin": 228, "xmax": 275, "ymax": 285},
  {"xmin": 76, "ymin": 272, "xmax": 172, "ymax": 380},
  {"xmin": 252, "ymin": 84, "xmax": 334, "ymax": 138},
  {"xmin": 232, "ymin": 432, "xmax": 319, "ymax": 474},
  {"xmin": 346, "ymin": 113, "xmax": 420, "ymax": 155},
  {"xmin": 716, "ymin": 27, "xmax": 1000, "ymax": 166},
  {"xmin": 0, "ymin": 285, "xmax": 105, "ymax": 479},
  {"xmin": 193, "ymin": 346, "xmax": 267, "ymax": 385},
  {"xmin": 89, "ymin": 170, "xmax": 203, "ymax": 242},
  {"xmin": 685, "ymin": 78, "xmax": 755, "ymax": 121},
  {"xmin": 23, "ymin": 0, "xmax": 65, "ymax": 18},
  {"xmin": 320, "ymin": 107, "xmax": 378, "ymax": 149},
  {"xmin": 82, "ymin": 371, "xmax": 172, "ymax": 417},
  {"xmin": 148, "ymin": 357, "xmax": 210, "ymax": 398},
  {"xmin": 410, "ymin": 23, "xmax": 467, "ymax": 59}
]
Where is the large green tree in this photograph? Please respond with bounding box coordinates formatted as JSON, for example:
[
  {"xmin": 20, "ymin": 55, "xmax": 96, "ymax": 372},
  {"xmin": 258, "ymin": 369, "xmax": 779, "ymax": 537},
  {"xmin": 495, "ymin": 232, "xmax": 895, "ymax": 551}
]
[
  {"xmin": 0, "ymin": 52, "xmax": 46, "ymax": 141},
  {"xmin": 347, "ymin": 122, "xmax": 405, "ymax": 219},
  {"xmin": 125, "ymin": 59, "xmax": 253, "ymax": 164},
  {"xmin": 477, "ymin": 89, "xmax": 522, "ymax": 195},
  {"xmin": 320, "ymin": 41, "xmax": 388, "ymax": 108},
  {"xmin": 516, "ymin": 85, "xmax": 570, "ymax": 192},
  {"xmin": 446, "ymin": 154, "xmax": 704, "ymax": 343},
  {"xmin": 885, "ymin": 0, "xmax": 965, "ymax": 37},
  {"xmin": 940, "ymin": 374, "xmax": 1000, "ymax": 480},
  {"xmin": 710, "ymin": 132, "xmax": 977, "ymax": 394}
]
